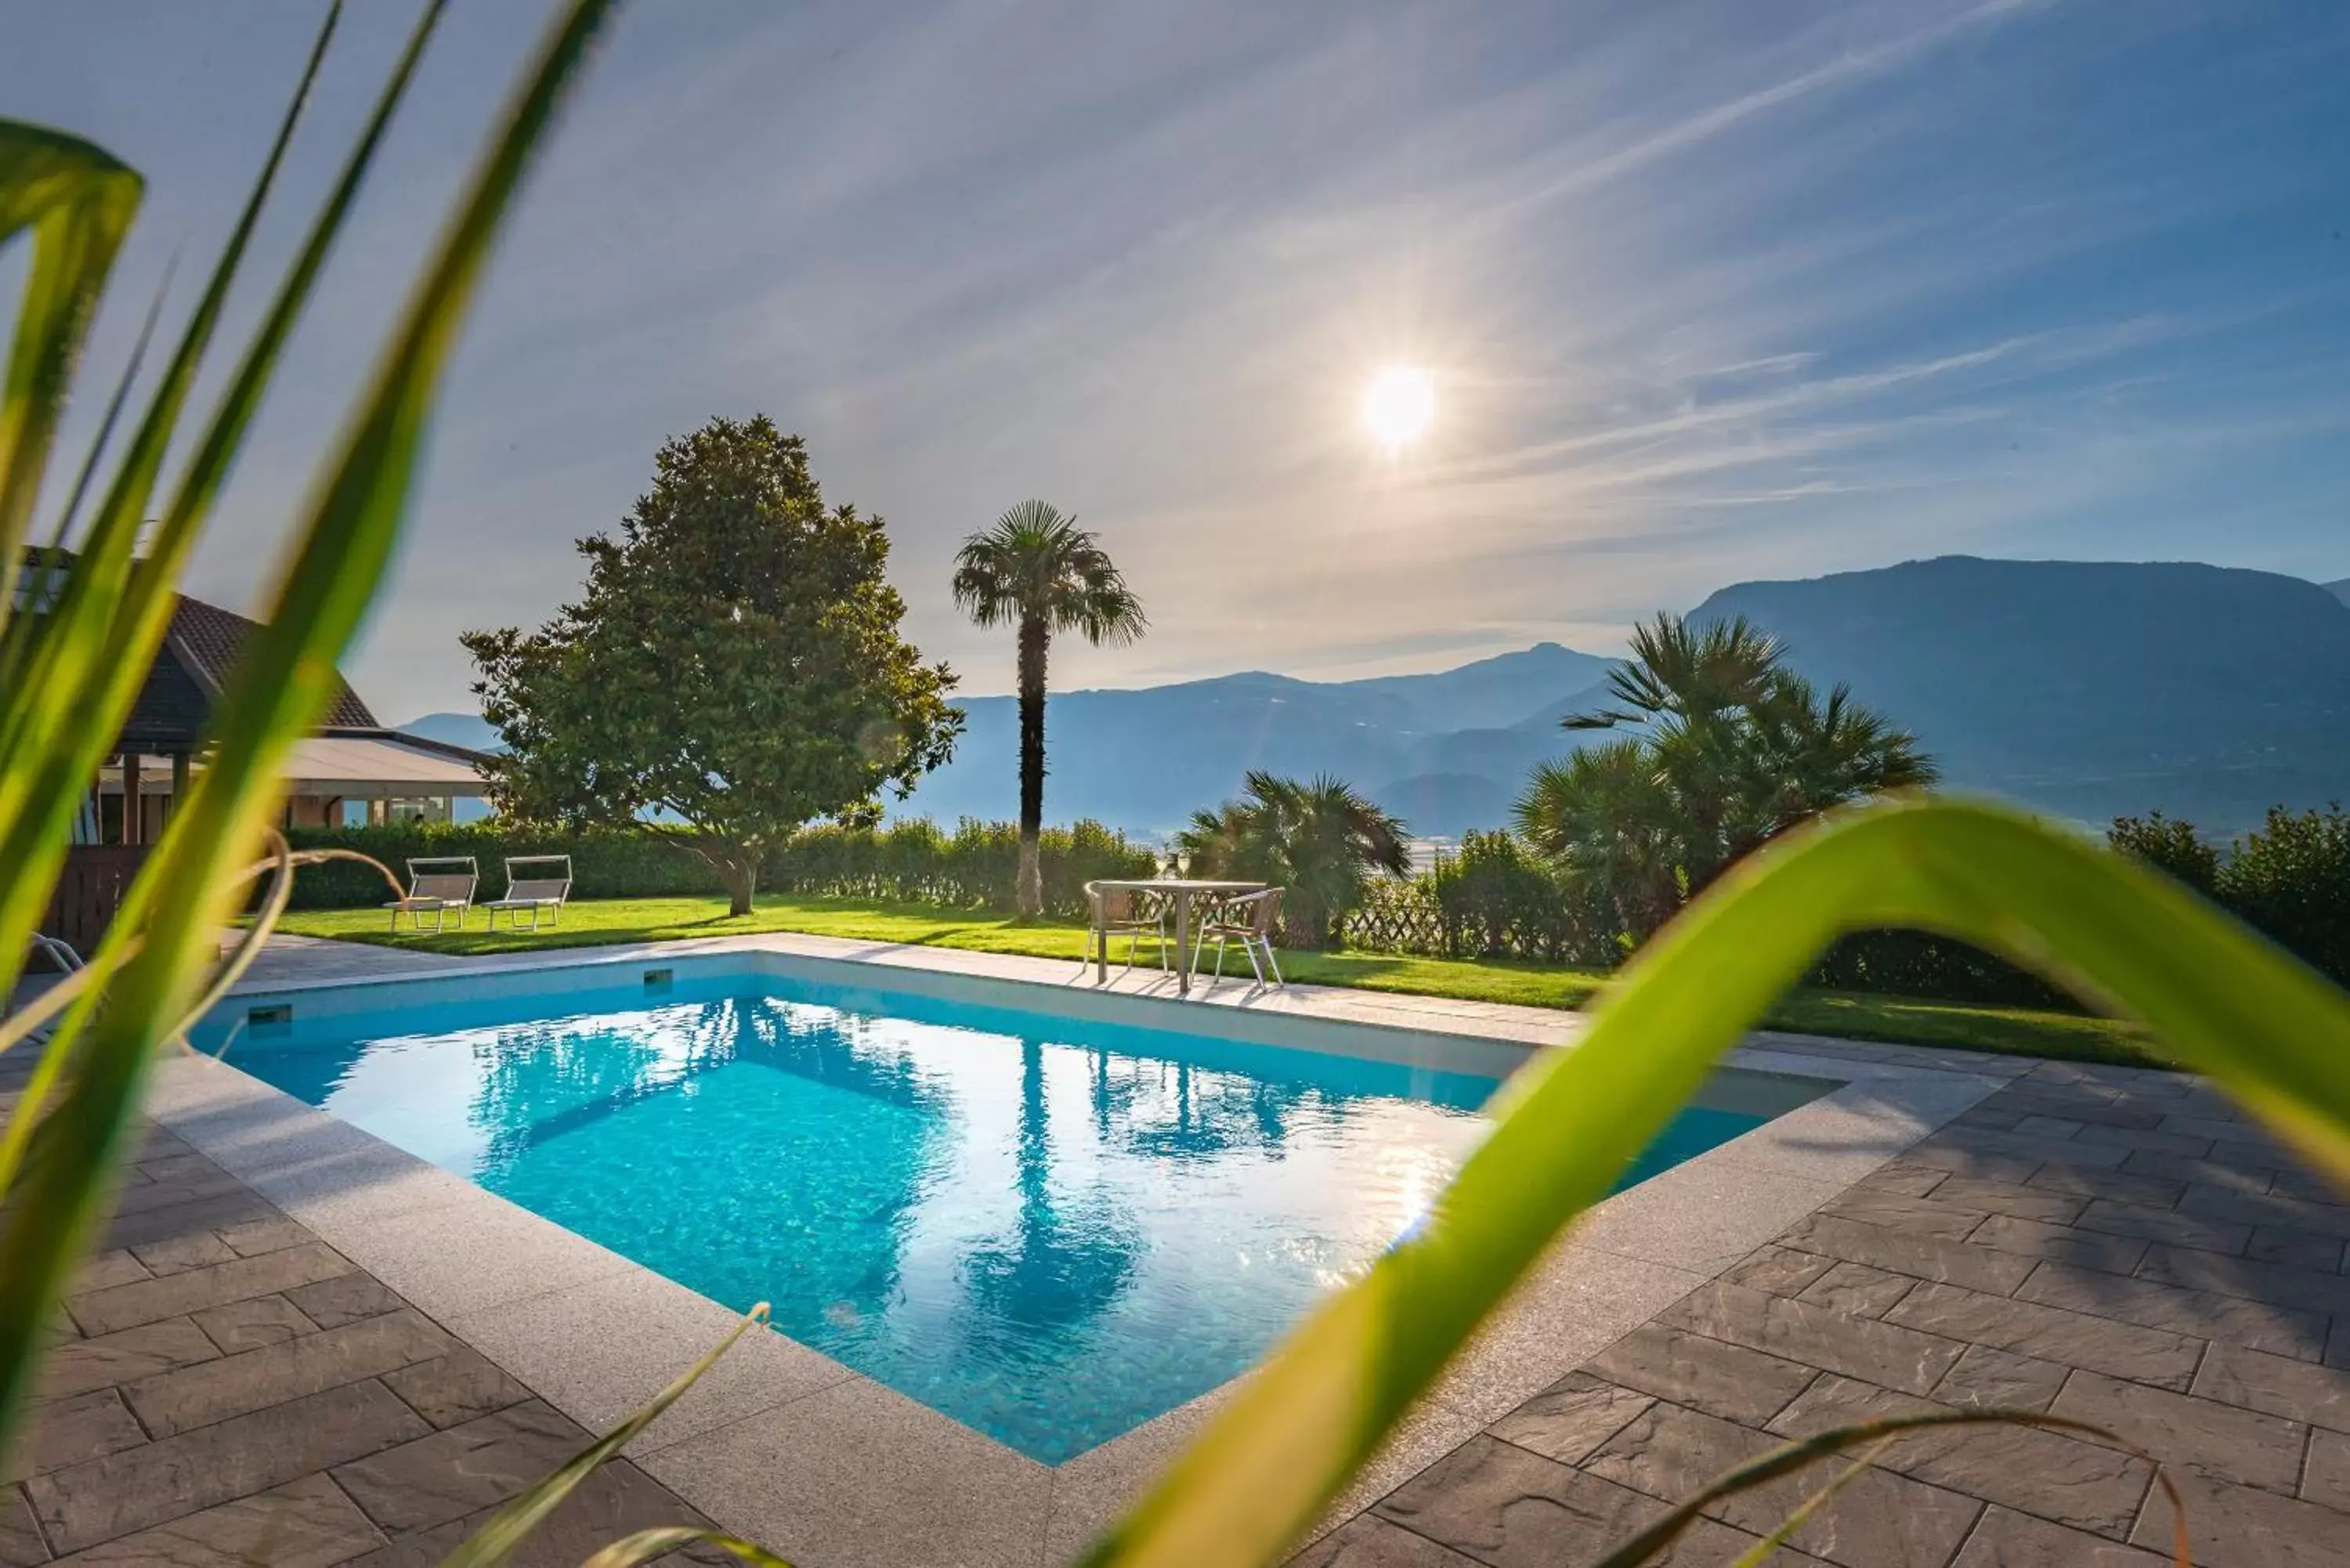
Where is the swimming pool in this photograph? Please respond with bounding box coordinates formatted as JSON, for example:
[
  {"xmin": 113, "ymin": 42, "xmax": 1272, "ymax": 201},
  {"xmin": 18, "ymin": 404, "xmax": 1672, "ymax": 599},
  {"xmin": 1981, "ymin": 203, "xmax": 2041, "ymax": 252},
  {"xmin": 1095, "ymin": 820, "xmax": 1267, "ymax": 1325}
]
[{"xmin": 199, "ymin": 959, "xmax": 1825, "ymax": 1462}]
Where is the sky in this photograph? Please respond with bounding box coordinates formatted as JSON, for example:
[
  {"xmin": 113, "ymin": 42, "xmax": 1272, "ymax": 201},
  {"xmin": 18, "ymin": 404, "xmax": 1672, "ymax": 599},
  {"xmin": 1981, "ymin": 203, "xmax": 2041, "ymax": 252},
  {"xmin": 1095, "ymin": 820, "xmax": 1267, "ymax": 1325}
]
[{"xmin": 3, "ymin": 0, "xmax": 2346, "ymax": 722}]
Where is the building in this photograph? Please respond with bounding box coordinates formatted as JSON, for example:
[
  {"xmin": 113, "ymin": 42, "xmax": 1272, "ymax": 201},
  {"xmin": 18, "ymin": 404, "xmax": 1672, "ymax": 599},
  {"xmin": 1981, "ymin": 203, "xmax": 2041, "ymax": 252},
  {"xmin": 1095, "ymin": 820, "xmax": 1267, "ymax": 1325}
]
[{"xmin": 30, "ymin": 565, "xmax": 495, "ymax": 843}]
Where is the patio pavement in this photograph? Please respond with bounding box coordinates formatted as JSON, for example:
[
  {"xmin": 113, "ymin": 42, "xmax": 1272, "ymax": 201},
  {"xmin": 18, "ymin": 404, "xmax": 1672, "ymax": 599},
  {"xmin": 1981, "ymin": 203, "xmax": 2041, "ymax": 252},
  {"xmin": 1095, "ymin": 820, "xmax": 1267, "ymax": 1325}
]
[{"xmin": 5, "ymin": 933, "xmax": 2349, "ymax": 1565}]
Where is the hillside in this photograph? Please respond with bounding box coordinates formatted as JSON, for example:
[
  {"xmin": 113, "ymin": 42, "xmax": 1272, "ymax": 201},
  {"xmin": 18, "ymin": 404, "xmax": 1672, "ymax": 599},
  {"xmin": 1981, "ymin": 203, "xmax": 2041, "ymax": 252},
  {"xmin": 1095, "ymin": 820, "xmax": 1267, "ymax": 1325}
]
[
  {"xmin": 407, "ymin": 560, "xmax": 2350, "ymax": 842},
  {"xmin": 2326, "ymin": 577, "xmax": 2350, "ymax": 607},
  {"xmin": 899, "ymin": 642, "xmax": 1613, "ymax": 838},
  {"xmin": 1694, "ymin": 557, "xmax": 2350, "ymax": 833}
]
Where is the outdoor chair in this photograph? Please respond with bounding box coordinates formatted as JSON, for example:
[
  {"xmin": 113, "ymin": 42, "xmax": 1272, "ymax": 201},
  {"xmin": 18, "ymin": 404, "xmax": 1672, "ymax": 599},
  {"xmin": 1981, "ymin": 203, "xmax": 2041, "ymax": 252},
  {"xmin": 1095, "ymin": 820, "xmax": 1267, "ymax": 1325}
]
[
  {"xmin": 1087, "ymin": 885, "xmax": 1170, "ymax": 973},
  {"xmin": 27, "ymin": 934, "xmax": 83, "ymax": 973},
  {"xmin": 483, "ymin": 854, "xmax": 573, "ymax": 932},
  {"xmin": 385, "ymin": 856, "xmax": 479, "ymax": 934},
  {"xmin": 1192, "ymin": 887, "xmax": 1285, "ymax": 986}
]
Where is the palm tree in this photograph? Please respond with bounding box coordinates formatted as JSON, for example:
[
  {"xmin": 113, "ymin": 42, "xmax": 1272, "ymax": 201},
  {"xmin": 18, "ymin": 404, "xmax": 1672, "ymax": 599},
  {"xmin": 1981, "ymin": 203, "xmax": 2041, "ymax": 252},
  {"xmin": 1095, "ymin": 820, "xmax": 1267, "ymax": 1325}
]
[
  {"xmin": 951, "ymin": 501, "xmax": 1147, "ymax": 916},
  {"xmin": 1520, "ymin": 612, "xmax": 1936, "ymax": 938},
  {"xmin": 1177, "ymin": 771, "xmax": 1410, "ymax": 947}
]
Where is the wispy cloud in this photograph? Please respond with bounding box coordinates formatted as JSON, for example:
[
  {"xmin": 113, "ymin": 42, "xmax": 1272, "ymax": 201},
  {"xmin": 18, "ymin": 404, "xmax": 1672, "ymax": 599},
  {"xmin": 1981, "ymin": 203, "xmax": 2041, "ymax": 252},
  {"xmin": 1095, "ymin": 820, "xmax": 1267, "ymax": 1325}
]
[{"xmin": 6, "ymin": 0, "xmax": 2345, "ymax": 714}]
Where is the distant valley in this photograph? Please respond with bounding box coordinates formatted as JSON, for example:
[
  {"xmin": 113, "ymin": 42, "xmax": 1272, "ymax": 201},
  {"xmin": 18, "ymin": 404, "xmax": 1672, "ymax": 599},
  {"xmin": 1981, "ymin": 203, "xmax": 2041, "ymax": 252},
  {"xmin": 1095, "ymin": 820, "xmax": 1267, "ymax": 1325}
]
[{"xmin": 405, "ymin": 557, "xmax": 2350, "ymax": 841}]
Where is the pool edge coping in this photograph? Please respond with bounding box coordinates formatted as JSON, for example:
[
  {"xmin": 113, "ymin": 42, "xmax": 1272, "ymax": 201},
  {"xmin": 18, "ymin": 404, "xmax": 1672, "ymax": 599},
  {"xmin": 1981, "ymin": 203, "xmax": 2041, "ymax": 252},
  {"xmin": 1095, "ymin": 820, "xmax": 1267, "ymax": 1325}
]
[{"xmin": 150, "ymin": 933, "xmax": 2016, "ymax": 1567}]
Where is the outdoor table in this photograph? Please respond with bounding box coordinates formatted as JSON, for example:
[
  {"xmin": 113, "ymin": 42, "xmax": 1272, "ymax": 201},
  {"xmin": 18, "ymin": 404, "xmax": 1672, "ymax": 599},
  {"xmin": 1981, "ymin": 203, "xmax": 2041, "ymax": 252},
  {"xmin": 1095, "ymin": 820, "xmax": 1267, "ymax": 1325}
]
[{"xmin": 1085, "ymin": 878, "xmax": 1267, "ymax": 996}]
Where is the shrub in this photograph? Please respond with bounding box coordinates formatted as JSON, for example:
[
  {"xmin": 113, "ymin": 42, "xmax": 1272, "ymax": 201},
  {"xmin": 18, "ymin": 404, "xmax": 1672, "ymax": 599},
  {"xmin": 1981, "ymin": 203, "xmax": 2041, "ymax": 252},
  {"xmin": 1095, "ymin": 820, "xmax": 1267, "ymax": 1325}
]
[
  {"xmin": 1430, "ymin": 830, "xmax": 1618, "ymax": 965},
  {"xmin": 283, "ymin": 816, "xmax": 1158, "ymax": 920},
  {"xmin": 2109, "ymin": 811, "xmax": 2220, "ymax": 894},
  {"xmin": 2219, "ymin": 804, "xmax": 2350, "ymax": 985}
]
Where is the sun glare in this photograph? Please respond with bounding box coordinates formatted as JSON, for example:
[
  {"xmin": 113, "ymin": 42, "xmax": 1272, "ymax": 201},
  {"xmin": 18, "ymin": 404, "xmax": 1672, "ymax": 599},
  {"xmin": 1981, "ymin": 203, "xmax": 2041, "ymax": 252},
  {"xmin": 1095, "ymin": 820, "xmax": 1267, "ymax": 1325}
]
[{"xmin": 1362, "ymin": 365, "xmax": 1435, "ymax": 452}]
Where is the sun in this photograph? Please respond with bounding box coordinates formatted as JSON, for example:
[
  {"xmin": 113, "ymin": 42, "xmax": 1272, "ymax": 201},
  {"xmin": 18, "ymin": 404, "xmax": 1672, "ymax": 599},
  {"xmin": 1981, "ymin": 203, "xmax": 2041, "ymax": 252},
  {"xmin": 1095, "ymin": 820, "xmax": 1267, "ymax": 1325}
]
[{"xmin": 1361, "ymin": 365, "xmax": 1435, "ymax": 452}]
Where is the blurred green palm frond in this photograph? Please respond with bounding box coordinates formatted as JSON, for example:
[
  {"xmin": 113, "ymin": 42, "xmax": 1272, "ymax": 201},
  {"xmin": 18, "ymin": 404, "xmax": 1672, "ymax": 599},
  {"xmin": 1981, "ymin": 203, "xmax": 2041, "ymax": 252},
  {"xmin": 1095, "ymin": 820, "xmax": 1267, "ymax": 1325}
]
[
  {"xmin": 1080, "ymin": 795, "xmax": 2350, "ymax": 1567},
  {"xmin": 0, "ymin": 0, "xmax": 618, "ymax": 1482}
]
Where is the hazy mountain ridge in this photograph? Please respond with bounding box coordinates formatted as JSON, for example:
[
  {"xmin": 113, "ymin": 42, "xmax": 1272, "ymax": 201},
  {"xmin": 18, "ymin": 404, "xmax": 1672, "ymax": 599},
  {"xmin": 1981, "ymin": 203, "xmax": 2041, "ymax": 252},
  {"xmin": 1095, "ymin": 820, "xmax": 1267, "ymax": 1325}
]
[
  {"xmin": 1693, "ymin": 557, "xmax": 2350, "ymax": 833},
  {"xmin": 405, "ymin": 561, "xmax": 2350, "ymax": 841}
]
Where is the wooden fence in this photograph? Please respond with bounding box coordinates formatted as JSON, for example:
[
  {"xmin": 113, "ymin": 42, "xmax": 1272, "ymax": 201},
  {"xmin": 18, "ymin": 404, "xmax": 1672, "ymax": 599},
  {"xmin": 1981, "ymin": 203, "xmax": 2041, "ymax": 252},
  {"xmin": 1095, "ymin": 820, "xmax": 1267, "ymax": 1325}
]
[{"xmin": 41, "ymin": 845, "xmax": 150, "ymax": 955}]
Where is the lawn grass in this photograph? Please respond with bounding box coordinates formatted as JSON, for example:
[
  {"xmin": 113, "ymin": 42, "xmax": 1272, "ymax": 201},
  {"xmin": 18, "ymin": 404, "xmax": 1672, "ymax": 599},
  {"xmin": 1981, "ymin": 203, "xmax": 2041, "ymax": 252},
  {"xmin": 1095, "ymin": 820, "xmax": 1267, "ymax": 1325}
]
[{"xmin": 269, "ymin": 892, "xmax": 2166, "ymax": 1067}]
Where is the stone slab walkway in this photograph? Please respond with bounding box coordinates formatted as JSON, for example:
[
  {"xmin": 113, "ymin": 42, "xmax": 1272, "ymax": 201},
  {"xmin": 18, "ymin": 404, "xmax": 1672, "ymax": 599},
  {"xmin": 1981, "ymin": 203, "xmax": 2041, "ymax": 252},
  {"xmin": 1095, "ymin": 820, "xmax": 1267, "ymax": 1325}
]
[
  {"xmin": 1301, "ymin": 1061, "xmax": 2350, "ymax": 1567},
  {"xmin": 0, "ymin": 1082, "xmax": 723, "ymax": 1565}
]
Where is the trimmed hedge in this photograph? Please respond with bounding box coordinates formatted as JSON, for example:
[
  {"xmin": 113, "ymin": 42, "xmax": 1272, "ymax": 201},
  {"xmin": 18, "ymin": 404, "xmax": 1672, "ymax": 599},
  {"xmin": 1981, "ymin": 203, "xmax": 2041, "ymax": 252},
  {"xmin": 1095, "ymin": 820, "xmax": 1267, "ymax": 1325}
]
[{"xmin": 280, "ymin": 817, "xmax": 1159, "ymax": 922}]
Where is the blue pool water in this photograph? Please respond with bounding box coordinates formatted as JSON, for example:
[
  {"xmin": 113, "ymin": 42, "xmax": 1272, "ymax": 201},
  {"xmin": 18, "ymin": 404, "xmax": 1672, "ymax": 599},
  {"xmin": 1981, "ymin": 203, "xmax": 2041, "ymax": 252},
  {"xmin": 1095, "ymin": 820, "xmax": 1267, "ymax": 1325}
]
[{"xmin": 214, "ymin": 966, "xmax": 1787, "ymax": 1461}]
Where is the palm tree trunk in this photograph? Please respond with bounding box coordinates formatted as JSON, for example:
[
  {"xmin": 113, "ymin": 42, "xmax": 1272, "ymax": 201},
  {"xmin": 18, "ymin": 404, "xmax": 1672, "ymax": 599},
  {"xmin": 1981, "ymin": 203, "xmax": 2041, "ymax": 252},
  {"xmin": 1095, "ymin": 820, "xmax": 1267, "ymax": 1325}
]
[{"xmin": 1015, "ymin": 614, "xmax": 1048, "ymax": 917}]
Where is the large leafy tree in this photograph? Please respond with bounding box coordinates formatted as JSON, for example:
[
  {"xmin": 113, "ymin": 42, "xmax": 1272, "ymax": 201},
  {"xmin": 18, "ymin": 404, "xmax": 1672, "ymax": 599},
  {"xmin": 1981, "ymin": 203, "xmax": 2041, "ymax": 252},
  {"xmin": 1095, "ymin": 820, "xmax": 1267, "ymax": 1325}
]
[
  {"xmin": 1517, "ymin": 612, "xmax": 1935, "ymax": 939},
  {"xmin": 951, "ymin": 500, "xmax": 1146, "ymax": 916},
  {"xmin": 465, "ymin": 416, "xmax": 960, "ymax": 915},
  {"xmin": 1176, "ymin": 771, "xmax": 1411, "ymax": 948}
]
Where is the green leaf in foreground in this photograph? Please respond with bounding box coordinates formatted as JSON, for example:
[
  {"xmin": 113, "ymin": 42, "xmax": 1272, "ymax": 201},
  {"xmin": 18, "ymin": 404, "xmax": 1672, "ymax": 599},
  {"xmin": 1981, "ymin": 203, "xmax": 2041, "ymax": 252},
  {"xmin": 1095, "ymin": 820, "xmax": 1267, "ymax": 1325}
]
[
  {"xmin": 1078, "ymin": 795, "xmax": 2350, "ymax": 1567},
  {"xmin": 433, "ymin": 1306, "xmax": 770, "ymax": 1568}
]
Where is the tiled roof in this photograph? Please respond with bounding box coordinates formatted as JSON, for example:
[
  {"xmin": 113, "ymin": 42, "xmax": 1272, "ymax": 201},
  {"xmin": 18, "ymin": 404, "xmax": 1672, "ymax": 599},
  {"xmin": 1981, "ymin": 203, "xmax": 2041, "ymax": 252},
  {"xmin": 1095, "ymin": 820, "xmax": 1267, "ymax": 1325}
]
[{"xmin": 164, "ymin": 593, "xmax": 378, "ymax": 728}]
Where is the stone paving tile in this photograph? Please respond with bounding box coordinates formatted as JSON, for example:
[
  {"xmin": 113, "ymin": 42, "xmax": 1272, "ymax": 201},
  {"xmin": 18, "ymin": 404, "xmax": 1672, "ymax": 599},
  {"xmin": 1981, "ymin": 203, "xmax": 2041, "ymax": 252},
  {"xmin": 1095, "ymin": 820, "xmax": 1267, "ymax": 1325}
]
[
  {"xmin": 1293, "ymin": 1512, "xmax": 1484, "ymax": 1568},
  {"xmin": 1659, "ymin": 1281, "xmax": 1965, "ymax": 1396},
  {"xmin": 1372, "ymin": 1433, "xmax": 1828, "ymax": 1568},
  {"xmin": 2074, "ymin": 1198, "xmax": 2253, "ymax": 1255},
  {"xmin": 105, "ymin": 1169, "xmax": 248, "ymax": 1219},
  {"xmin": 284, "ymin": 1273, "xmax": 407, "ymax": 1331},
  {"xmin": 37, "ymin": 1319, "xmax": 219, "ymax": 1401},
  {"xmin": 0, "ymin": 1488, "xmax": 43, "ymax": 1568},
  {"xmin": 1716, "ymin": 1244, "xmax": 1835, "ymax": 1296},
  {"xmin": 1966, "ymin": 1213, "xmax": 2149, "ymax": 1274},
  {"xmin": 1949, "ymin": 1504, "xmax": 2171, "ymax": 1566},
  {"xmin": 1584, "ymin": 1324, "xmax": 1819, "ymax": 1425},
  {"xmin": 2019, "ymin": 1260, "xmax": 2329, "ymax": 1361},
  {"xmin": 69, "ymin": 1253, "xmax": 149, "ymax": 1295},
  {"xmin": 1908, "ymin": 1125, "xmax": 2129, "ymax": 1173},
  {"xmin": 2191, "ymin": 1342, "xmax": 2350, "ymax": 1429},
  {"xmin": 2070, "ymin": 1123, "xmax": 2216, "ymax": 1158},
  {"xmin": 2133, "ymin": 1469, "xmax": 2350, "ymax": 1566},
  {"xmin": 332, "ymin": 1400, "xmax": 586, "ymax": 1535},
  {"xmin": 213, "ymin": 1216, "xmax": 310, "ymax": 1259},
  {"xmin": 124, "ymin": 1309, "xmax": 456, "ymax": 1438},
  {"xmin": 0, "ymin": 1390, "xmax": 145, "ymax": 1485},
  {"xmin": 2025, "ymin": 1166, "xmax": 2186, "ymax": 1208},
  {"xmin": 1884, "ymin": 1281, "xmax": 2204, "ymax": 1389},
  {"xmin": 1845, "ymin": 1159, "xmax": 1947, "ymax": 1198},
  {"xmin": 1781, "ymin": 1211, "xmax": 2035, "ymax": 1295},
  {"xmin": 190, "ymin": 1294, "xmax": 316, "ymax": 1353},
  {"xmin": 46, "ymin": 1472, "xmax": 385, "ymax": 1567},
  {"xmin": 1484, "ymin": 1371, "xmax": 1654, "ymax": 1466},
  {"xmin": 24, "ymin": 1378, "xmax": 428, "ymax": 1553},
  {"xmin": 102, "ymin": 1190, "xmax": 281, "ymax": 1255},
  {"xmin": 1916, "ymin": 1173, "xmax": 2087, "ymax": 1224},
  {"xmin": 1796, "ymin": 1259, "xmax": 1917, "ymax": 1318},
  {"xmin": 1582, "ymin": 1397, "xmax": 1980, "ymax": 1567},
  {"xmin": 1766, "ymin": 1373, "xmax": 2153, "ymax": 1537},
  {"xmin": 381, "ymin": 1347, "xmax": 536, "ymax": 1429},
  {"xmin": 64, "ymin": 1242, "xmax": 357, "ymax": 1338},
  {"xmin": 2304, "ymin": 1429, "xmax": 2350, "ymax": 1513},
  {"xmin": 2179, "ymin": 1184, "xmax": 2350, "ymax": 1240},
  {"xmin": 1931, "ymin": 1344, "xmax": 2071, "ymax": 1412},
  {"xmin": 2122, "ymin": 1149, "xmax": 2279, "ymax": 1193},
  {"xmin": 125, "ymin": 1234, "xmax": 238, "ymax": 1278},
  {"xmin": 1816, "ymin": 1188, "xmax": 1983, "ymax": 1238},
  {"xmin": 2131, "ymin": 1246, "xmax": 2350, "ymax": 1322},
  {"xmin": 337, "ymin": 1461, "xmax": 723, "ymax": 1568},
  {"xmin": 2248, "ymin": 1224, "xmax": 2346, "ymax": 1274},
  {"xmin": 2049, "ymin": 1367, "xmax": 2308, "ymax": 1494}
]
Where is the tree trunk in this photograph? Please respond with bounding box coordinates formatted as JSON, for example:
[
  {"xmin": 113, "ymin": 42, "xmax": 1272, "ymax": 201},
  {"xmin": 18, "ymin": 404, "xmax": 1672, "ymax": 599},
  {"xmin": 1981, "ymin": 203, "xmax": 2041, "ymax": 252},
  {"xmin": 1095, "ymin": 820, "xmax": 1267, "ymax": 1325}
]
[
  {"xmin": 721, "ymin": 854, "xmax": 757, "ymax": 918},
  {"xmin": 1015, "ymin": 614, "xmax": 1048, "ymax": 918}
]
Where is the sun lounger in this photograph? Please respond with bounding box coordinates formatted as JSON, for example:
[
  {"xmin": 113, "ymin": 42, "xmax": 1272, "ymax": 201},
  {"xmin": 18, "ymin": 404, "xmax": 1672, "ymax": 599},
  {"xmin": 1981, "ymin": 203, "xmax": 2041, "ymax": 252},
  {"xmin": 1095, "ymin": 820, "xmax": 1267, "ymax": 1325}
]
[
  {"xmin": 483, "ymin": 854, "xmax": 572, "ymax": 932},
  {"xmin": 385, "ymin": 857, "xmax": 479, "ymax": 934}
]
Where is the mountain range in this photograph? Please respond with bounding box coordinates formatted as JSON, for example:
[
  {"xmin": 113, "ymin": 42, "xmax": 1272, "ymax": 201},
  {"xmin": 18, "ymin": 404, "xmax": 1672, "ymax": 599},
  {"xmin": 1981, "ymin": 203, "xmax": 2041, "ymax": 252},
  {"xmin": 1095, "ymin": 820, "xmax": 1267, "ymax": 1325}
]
[{"xmin": 403, "ymin": 557, "xmax": 2350, "ymax": 840}]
